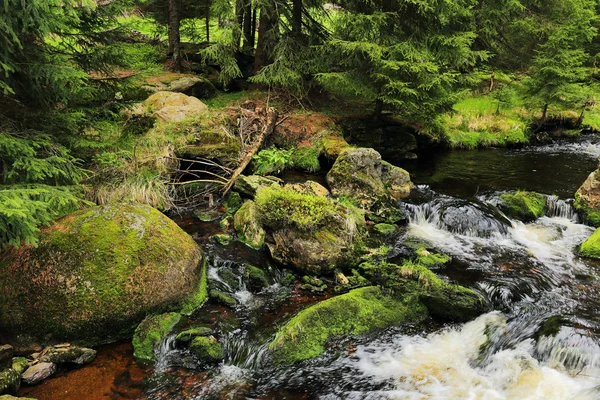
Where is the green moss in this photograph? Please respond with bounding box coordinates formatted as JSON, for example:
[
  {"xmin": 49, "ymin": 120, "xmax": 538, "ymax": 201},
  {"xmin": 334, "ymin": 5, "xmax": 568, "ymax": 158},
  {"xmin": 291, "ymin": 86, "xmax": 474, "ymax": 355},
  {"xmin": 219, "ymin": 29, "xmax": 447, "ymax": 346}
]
[
  {"xmin": 290, "ymin": 146, "xmax": 321, "ymax": 172},
  {"xmin": 190, "ymin": 336, "xmax": 224, "ymax": 363},
  {"xmin": 0, "ymin": 204, "xmax": 203, "ymax": 346},
  {"xmin": 209, "ymin": 289, "xmax": 238, "ymax": 307},
  {"xmin": 11, "ymin": 358, "xmax": 28, "ymax": 374},
  {"xmin": 255, "ymin": 186, "xmax": 345, "ymax": 231},
  {"xmin": 175, "ymin": 326, "xmax": 213, "ymax": 343},
  {"xmin": 373, "ymin": 223, "xmax": 397, "ymax": 235},
  {"xmin": 499, "ymin": 191, "xmax": 546, "ymax": 222},
  {"xmin": 270, "ymin": 286, "xmax": 427, "ymax": 364},
  {"xmin": 245, "ymin": 265, "xmax": 270, "ymax": 291},
  {"xmin": 180, "ymin": 257, "xmax": 208, "ymax": 315},
  {"xmin": 132, "ymin": 312, "xmax": 181, "ymax": 365},
  {"xmin": 213, "ymin": 234, "xmax": 232, "ymax": 246},
  {"xmin": 0, "ymin": 369, "xmax": 20, "ymax": 395},
  {"xmin": 233, "ymin": 201, "xmax": 265, "ymax": 249},
  {"xmin": 223, "ymin": 192, "xmax": 243, "ymax": 214},
  {"xmin": 574, "ymin": 192, "xmax": 600, "ymax": 227},
  {"xmin": 220, "ymin": 215, "xmax": 233, "ymax": 230},
  {"xmin": 580, "ymin": 228, "xmax": 600, "ymax": 259},
  {"xmin": 535, "ymin": 316, "xmax": 568, "ymax": 340},
  {"xmin": 416, "ymin": 248, "xmax": 451, "ymax": 266},
  {"xmin": 322, "ymin": 135, "xmax": 352, "ymax": 159}
]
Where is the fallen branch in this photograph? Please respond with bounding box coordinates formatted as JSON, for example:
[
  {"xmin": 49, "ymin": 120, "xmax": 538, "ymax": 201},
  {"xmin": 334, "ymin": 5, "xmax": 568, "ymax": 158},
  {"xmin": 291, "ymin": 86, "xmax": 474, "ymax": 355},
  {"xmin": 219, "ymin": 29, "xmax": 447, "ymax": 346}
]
[{"xmin": 222, "ymin": 108, "xmax": 279, "ymax": 196}]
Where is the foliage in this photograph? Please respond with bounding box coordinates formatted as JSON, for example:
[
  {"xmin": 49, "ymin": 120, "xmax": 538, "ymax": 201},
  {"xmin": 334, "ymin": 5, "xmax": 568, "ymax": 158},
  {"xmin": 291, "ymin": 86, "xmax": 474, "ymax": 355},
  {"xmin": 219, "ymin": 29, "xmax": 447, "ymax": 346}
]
[{"xmin": 252, "ymin": 148, "xmax": 293, "ymax": 175}]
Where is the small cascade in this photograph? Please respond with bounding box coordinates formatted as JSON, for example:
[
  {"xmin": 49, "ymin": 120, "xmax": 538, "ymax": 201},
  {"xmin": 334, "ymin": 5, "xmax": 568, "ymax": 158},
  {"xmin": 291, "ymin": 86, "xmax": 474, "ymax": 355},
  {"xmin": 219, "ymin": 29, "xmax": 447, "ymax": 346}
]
[
  {"xmin": 221, "ymin": 330, "xmax": 270, "ymax": 370},
  {"xmin": 546, "ymin": 195, "xmax": 578, "ymax": 221},
  {"xmin": 153, "ymin": 334, "xmax": 177, "ymax": 374}
]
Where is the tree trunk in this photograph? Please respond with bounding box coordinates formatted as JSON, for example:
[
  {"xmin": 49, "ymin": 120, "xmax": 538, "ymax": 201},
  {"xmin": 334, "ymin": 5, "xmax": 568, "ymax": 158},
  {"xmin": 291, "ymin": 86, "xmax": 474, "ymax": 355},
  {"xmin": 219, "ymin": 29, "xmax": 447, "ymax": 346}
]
[
  {"xmin": 373, "ymin": 99, "xmax": 384, "ymax": 120},
  {"xmin": 205, "ymin": 0, "xmax": 210, "ymax": 43},
  {"xmin": 242, "ymin": 0, "xmax": 253, "ymax": 50},
  {"xmin": 234, "ymin": 0, "xmax": 244, "ymax": 49},
  {"xmin": 251, "ymin": 8, "xmax": 257, "ymax": 48},
  {"xmin": 169, "ymin": 0, "xmax": 182, "ymax": 72},
  {"xmin": 292, "ymin": 0, "xmax": 302, "ymax": 36},
  {"xmin": 534, "ymin": 103, "xmax": 549, "ymax": 133},
  {"xmin": 254, "ymin": 8, "xmax": 277, "ymax": 73}
]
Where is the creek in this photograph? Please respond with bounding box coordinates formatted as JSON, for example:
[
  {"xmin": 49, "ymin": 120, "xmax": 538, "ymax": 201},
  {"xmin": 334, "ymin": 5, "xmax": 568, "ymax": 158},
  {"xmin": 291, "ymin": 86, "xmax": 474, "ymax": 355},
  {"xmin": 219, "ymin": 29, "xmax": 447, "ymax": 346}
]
[{"xmin": 19, "ymin": 134, "xmax": 600, "ymax": 399}]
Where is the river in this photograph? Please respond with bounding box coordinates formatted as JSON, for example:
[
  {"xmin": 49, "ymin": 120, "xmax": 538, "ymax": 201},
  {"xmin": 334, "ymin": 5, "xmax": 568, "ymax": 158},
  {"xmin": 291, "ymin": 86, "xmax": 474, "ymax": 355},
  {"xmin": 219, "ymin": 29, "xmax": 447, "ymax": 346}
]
[{"xmin": 20, "ymin": 134, "xmax": 600, "ymax": 399}]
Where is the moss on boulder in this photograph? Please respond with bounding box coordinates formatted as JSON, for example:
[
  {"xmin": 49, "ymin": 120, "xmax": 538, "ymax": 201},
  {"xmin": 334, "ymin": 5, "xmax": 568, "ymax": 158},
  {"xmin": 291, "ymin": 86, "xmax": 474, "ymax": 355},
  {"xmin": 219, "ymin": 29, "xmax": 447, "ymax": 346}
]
[
  {"xmin": 499, "ymin": 191, "xmax": 546, "ymax": 222},
  {"xmin": 143, "ymin": 91, "xmax": 208, "ymax": 123},
  {"xmin": 580, "ymin": 228, "xmax": 600, "ymax": 259},
  {"xmin": 10, "ymin": 358, "xmax": 28, "ymax": 375},
  {"xmin": 190, "ymin": 336, "xmax": 224, "ymax": 363},
  {"xmin": 234, "ymin": 201, "xmax": 266, "ymax": 249},
  {"xmin": 234, "ymin": 175, "xmax": 280, "ymax": 197},
  {"xmin": 270, "ymin": 286, "xmax": 427, "ymax": 364},
  {"xmin": 175, "ymin": 326, "xmax": 212, "ymax": 343},
  {"xmin": 575, "ymin": 173, "xmax": 600, "ymax": 226},
  {"xmin": 322, "ymin": 134, "xmax": 352, "ymax": 159},
  {"xmin": 415, "ymin": 248, "xmax": 451, "ymax": 267},
  {"xmin": 0, "ymin": 369, "xmax": 20, "ymax": 395},
  {"xmin": 245, "ymin": 265, "xmax": 270, "ymax": 291},
  {"xmin": 255, "ymin": 186, "xmax": 367, "ymax": 274},
  {"xmin": 132, "ymin": 312, "xmax": 181, "ymax": 365},
  {"xmin": 373, "ymin": 223, "xmax": 397, "ymax": 235},
  {"xmin": 0, "ymin": 204, "xmax": 204, "ymax": 347},
  {"xmin": 326, "ymin": 148, "xmax": 412, "ymax": 223}
]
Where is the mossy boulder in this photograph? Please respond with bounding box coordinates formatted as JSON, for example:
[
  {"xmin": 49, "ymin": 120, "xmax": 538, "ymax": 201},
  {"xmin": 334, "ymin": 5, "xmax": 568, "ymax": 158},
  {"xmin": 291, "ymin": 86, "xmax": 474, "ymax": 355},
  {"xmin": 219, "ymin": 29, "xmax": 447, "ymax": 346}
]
[
  {"xmin": 499, "ymin": 191, "xmax": 546, "ymax": 222},
  {"xmin": 284, "ymin": 181, "xmax": 330, "ymax": 197},
  {"xmin": 190, "ymin": 336, "xmax": 224, "ymax": 363},
  {"xmin": 234, "ymin": 201, "xmax": 266, "ymax": 249},
  {"xmin": 132, "ymin": 312, "xmax": 182, "ymax": 365},
  {"xmin": 322, "ymin": 134, "xmax": 352, "ymax": 159},
  {"xmin": 212, "ymin": 234, "xmax": 232, "ymax": 246},
  {"xmin": 10, "ymin": 359, "xmax": 27, "ymax": 375},
  {"xmin": 209, "ymin": 289, "xmax": 238, "ymax": 307},
  {"xmin": 0, "ymin": 204, "xmax": 204, "ymax": 347},
  {"xmin": 575, "ymin": 170, "xmax": 600, "ymax": 227},
  {"xmin": 223, "ymin": 192, "xmax": 243, "ymax": 214},
  {"xmin": 415, "ymin": 248, "xmax": 451, "ymax": 267},
  {"xmin": 175, "ymin": 327, "xmax": 212, "ymax": 343},
  {"xmin": 373, "ymin": 223, "xmax": 397, "ymax": 236},
  {"xmin": 580, "ymin": 228, "xmax": 600, "ymax": 259},
  {"xmin": 326, "ymin": 148, "xmax": 412, "ymax": 223},
  {"xmin": 269, "ymin": 286, "xmax": 428, "ymax": 364},
  {"xmin": 143, "ymin": 91, "xmax": 208, "ymax": 123},
  {"xmin": 39, "ymin": 345, "xmax": 96, "ymax": 365},
  {"xmin": 234, "ymin": 175, "xmax": 280, "ymax": 197},
  {"xmin": 176, "ymin": 122, "xmax": 241, "ymax": 168},
  {"xmin": 0, "ymin": 369, "xmax": 20, "ymax": 395},
  {"xmin": 245, "ymin": 265, "xmax": 270, "ymax": 291},
  {"xmin": 255, "ymin": 186, "xmax": 367, "ymax": 274}
]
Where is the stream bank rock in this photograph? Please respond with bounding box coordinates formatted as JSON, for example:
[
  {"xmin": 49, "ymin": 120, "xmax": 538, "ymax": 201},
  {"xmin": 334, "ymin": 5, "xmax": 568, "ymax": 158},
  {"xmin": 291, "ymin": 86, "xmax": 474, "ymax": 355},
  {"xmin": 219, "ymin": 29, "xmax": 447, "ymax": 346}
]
[
  {"xmin": 255, "ymin": 185, "xmax": 367, "ymax": 274},
  {"xmin": 326, "ymin": 147, "xmax": 412, "ymax": 223},
  {"xmin": 168, "ymin": 77, "xmax": 217, "ymax": 99},
  {"xmin": 580, "ymin": 228, "xmax": 600, "ymax": 259},
  {"xmin": 132, "ymin": 312, "xmax": 182, "ymax": 365},
  {"xmin": 575, "ymin": 170, "xmax": 600, "ymax": 227},
  {"xmin": 0, "ymin": 204, "xmax": 205, "ymax": 347},
  {"xmin": 498, "ymin": 191, "xmax": 546, "ymax": 222},
  {"xmin": 143, "ymin": 91, "xmax": 208, "ymax": 123},
  {"xmin": 270, "ymin": 261, "xmax": 485, "ymax": 364},
  {"xmin": 21, "ymin": 362, "xmax": 56, "ymax": 385}
]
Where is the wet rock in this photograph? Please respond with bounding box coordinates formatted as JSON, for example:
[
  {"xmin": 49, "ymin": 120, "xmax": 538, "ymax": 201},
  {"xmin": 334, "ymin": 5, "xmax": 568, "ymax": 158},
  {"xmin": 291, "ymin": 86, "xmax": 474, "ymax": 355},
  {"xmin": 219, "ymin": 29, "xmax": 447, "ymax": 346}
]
[
  {"xmin": 190, "ymin": 336, "xmax": 224, "ymax": 363},
  {"xmin": 168, "ymin": 77, "xmax": 217, "ymax": 99},
  {"xmin": 212, "ymin": 233, "xmax": 232, "ymax": 246},
  {"xmin": 132, "ymin": 312, "xmax": 182, "ymax": 365},
  {"xmin": 326, "ymin": 148, "xmax": 412, "ymax": 223},
  {"xmin": 39, "ymin": 345, "xmax": 96, "ymax": 365},
  {"xmin": 499, "ymin": 191, "xmax": 546, "ymax": 222},
  {"xmin": 0, "ymin": 368, "xmax": 20, "ymax": 394},
  {"xmin": 0, "ymin": 396, "xmax": 36, "ymax": 400},
  {"xmin": 216, "ymin": 268, "xmax": 241, "ymax": 290},
  {"xmin": 322, "ymin": 134, "xmax": 351, "ymax": 159},
  {"xmin": 0, "ymin": 204, "xmax": 205, "ymax": 347},
  {"xmin": 21, "ymin": 362, "xmax": 56, "ymax": 385},
  {"xmin": 143, "ymin": 91, "xmax": 208, "ymax": 123},
  {"xmin": 300, "ymin": 276, "xmax": 327, "ymax": 292},
  {"xmin": 0, "ymin": 346, "xmax": 13, "ymax": 366},
  {"xmin": 244, "ymin": 265, "xmax": 270, "ymax": 292},
  {"xmin": 223, "ymin": 192, "xmax": 243, "ymax": 214},
  {"xmin": 415, "ymin": 248, "xmax": 451, "ymax": 268},
  {"xmin": 234, "ymin": 175, "xmax": 280, "ymax": 197},
  {"xmin": 234, "ymin": 201, "xmax": 266, "ymax": 249},
  {"xmin": 220, "ymin": 215, "xmax": 233, "ymax": 230},
  {"xmin": 575, "ymin": 170, "xmax": 600, "ymax": 227},
  {"xmin": 209, "ymin": 289, "xmax": 238, "ymax": 307},
  {"xmin": 255, "ymin": 186, "xmax": 367, "ymax": 274},
  {"xmin": 175, "ymin": 327, "xmax": 212, "ymax": 344}
]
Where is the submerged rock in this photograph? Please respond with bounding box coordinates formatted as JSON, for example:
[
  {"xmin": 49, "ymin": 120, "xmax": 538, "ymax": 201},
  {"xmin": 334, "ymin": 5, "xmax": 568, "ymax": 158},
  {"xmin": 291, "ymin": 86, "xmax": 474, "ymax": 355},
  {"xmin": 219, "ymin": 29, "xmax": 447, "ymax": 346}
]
[
  {"xmin": 0, "ymin": 204, "xmax": 205, "ymax": 347},
  {"xmin": 580, "ymin": 228, "xmax": 600, "ymax": 259},
  {"xmin": 499, "ymin": 191, "xmax": 546, "ymax": 222},
  {"xmin": 0, "ymin": 369, "xmax": 20, "ymax": 394},
  {"xmin": 132, "ymin": 312, "xmax": 182, "ymax": 365},
  {"xmin": 255, "ymin": 186, "xmax": 366, "ymax": 274},
  {"xmin": 326, "ymin": 148, "xmax": 412, "ymax": 223},
  {"xmin": 39, "ymin": 345, "xmax": 96, "ymax": 365},
  {"xmin": 234, "ymin": 201, "xmax": 266, "ymax": 249},
  {"xmin": 175, "ymin": 327, "xmax": 213, "ymax": 344},
  {"xmin": 21, "ymin": 362, "xmax": 56, "ymax": 385},
  {"xmin": 575, "ymin": 170, "xmax": 600, "ymax": 227}
]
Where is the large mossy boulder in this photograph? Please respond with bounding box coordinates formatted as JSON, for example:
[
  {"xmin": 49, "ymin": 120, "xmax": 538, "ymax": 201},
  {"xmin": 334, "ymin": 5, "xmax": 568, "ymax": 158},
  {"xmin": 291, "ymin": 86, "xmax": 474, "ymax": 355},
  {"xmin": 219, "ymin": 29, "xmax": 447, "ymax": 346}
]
[
  {"xmin": 168, "ymin": 77, "xmax": 217, "ymax": 99},
  {"xmin": 499, "ymin": 191, "xmax": 546, "ymax": 222},
  {"xmin": 234, "ymin": 201, "xmax": 266, "ymax": 249},
  {"xmin": 255, "ymin": 186, "xmax": 366, "ymax": 274},
  {"xmin": 580, "ymin": 228, "xmax": 600, "ymax": 259},
  {"xmin": 0, "ymin": 204, "xmax": 205, "ymax": 347},
  {"xmin": 575, "ymin": 170, "xmax": 600, "ymax": 227},
  {"xmin": 132, "ymin": 312, "xmax": 182, "ymax": 364},
  {"xmin": 144, "ymin": 91, "xmax": 208, "ymax": 123},
  {"xmin": 326, "ymin": 148, "xmax": 412, "ymax": 223},
  {"xmin": 270, "ymin": 261, "xmax": 485, "ymax": 364}
]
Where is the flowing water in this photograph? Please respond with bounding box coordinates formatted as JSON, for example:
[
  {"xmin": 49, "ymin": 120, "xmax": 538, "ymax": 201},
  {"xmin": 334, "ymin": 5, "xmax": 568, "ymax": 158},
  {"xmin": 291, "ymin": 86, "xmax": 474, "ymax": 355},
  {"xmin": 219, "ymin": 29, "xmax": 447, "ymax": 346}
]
[{"xmin": 20, "ymin": 134, "xmax": 600, "ymax": 399}]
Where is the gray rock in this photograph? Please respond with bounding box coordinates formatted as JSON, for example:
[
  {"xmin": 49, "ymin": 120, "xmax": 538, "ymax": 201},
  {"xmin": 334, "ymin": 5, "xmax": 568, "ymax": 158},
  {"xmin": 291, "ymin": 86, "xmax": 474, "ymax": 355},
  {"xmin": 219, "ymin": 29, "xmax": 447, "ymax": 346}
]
[
  {"xmin": 169, "ymin": 77, "xmax": 217, "ymax": 99},
  {"xmin": 0, "ymin": 346, "xmax": 13, "ymax": 366},
  {"xmin": 21, "ymin": 362, "xmax": 56, "ymax": 385},
  {"xmin": 234, "ymin": 175, "xmax": 280, "ymax": 197},
  {"xmin": 40, "ymin": 345, "xmax": 96, "ymax": 365}
]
